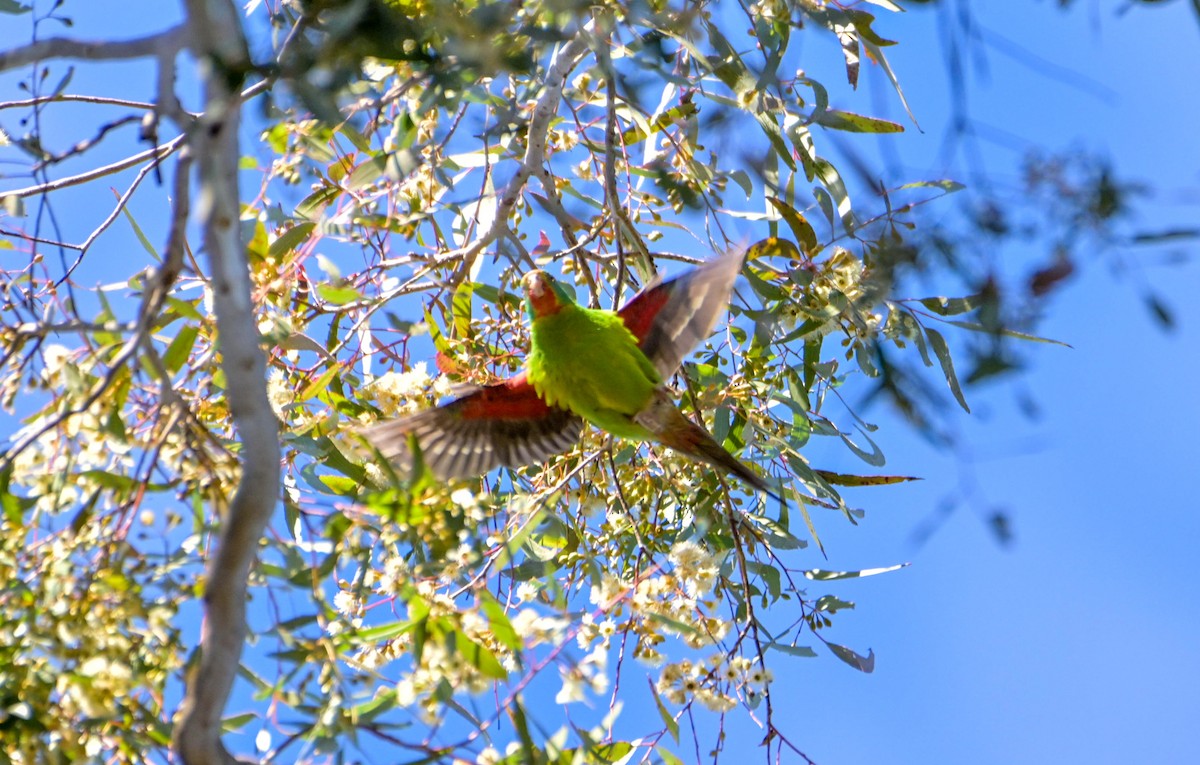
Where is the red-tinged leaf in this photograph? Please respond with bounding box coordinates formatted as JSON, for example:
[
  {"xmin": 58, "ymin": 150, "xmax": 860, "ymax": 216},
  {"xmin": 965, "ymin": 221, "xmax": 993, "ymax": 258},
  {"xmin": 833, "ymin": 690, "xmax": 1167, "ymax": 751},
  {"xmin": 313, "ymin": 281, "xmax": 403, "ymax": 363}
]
[
  {"xmin": 1029, "ymin": 256, "xmax": 1076, "ymax": 296},
  {"xmin": 531, "ymin": 231, "xmax": 552, "ymax": 257},
  {"xmin": 434, "ymin": 349, "xmax": 462, "ymax": 377}
]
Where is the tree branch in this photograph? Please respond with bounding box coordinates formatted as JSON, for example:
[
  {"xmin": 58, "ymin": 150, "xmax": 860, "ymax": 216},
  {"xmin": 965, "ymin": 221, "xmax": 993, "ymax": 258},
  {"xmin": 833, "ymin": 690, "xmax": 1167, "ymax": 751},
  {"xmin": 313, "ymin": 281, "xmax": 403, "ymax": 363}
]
[
  {"xmin": 172, "ymin": 3, "xmax": 274, "ymax": 765},
  {"xmin": 445, "ymin": 28, "xmax": 593, "ymax": 285},
  {"xmin": 1, "ymin": 134, "xmax": 185, "ymax": 199},
  {"xmin": 0, "ymin": 23, "xmax": 189, "ymax": 71}
]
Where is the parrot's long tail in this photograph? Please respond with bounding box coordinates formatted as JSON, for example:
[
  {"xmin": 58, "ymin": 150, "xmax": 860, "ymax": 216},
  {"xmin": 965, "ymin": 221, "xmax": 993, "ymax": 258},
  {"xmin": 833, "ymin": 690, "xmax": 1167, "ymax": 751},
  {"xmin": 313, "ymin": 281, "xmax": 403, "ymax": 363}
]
[{"xmin": 637, "ymin": 392, "xmax": 782, "ymax": 502}]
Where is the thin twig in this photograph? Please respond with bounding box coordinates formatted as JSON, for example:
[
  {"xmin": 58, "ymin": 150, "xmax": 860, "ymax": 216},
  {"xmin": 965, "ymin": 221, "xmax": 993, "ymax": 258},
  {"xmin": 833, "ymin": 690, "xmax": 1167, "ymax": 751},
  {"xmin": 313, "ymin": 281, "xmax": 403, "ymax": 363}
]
[{"xmin": 2, "ymin": 134, "xmax": 185, "ymax": 199}]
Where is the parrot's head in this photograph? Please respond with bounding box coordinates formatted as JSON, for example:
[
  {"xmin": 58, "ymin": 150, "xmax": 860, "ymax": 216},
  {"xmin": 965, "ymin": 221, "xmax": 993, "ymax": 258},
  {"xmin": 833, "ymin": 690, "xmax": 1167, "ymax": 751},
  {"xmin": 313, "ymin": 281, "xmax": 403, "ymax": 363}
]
[{"xmin": 522, "ymin": 270, "xmax": 575, "ymax": 319}]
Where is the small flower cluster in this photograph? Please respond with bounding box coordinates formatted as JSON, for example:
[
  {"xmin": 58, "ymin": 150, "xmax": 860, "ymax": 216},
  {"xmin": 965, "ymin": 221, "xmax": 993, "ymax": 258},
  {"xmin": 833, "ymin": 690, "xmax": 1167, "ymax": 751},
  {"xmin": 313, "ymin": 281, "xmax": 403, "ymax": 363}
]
[
  {"xmin": 656, "ymin": 654, "xmax": 774, "ymax": 711},
  {"xmin": 779, "ymin": 247, "xmax": 882, "ymax": 338},
  {"xmin": 578, "ymin": 541, "xmax": 731, "ymax": 666}
]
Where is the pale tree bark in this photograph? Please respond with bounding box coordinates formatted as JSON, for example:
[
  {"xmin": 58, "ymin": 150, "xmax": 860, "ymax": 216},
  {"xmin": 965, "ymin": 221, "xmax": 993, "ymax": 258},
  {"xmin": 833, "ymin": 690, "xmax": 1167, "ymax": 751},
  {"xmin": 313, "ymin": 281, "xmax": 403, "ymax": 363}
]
[
  {"xmin": 172, "ymin": 2, "xmax": 279, "ymax": 764},
  {"xmin": 1, "ymin": 5, "xmax": 280, "ymax": 760}
]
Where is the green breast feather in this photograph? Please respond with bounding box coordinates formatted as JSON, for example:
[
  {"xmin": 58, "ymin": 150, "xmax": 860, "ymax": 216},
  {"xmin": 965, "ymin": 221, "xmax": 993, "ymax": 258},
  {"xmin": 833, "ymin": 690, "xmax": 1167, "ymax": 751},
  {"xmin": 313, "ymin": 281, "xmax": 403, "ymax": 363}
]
[{"xmin": 527, "ymin": 303, "xmax": 660, "ymax": 440}]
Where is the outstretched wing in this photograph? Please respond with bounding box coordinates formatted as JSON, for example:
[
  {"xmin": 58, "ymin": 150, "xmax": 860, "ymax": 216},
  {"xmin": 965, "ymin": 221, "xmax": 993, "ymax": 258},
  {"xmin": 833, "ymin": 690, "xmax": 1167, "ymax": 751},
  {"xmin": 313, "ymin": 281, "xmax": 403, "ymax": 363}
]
[
  {"xmin": 617, "ymin": 245, "xmax": 746, "ymax": 378},
  {"xmin": 362, "ymin": 374, "xmax": 584, "ymax": 480}
]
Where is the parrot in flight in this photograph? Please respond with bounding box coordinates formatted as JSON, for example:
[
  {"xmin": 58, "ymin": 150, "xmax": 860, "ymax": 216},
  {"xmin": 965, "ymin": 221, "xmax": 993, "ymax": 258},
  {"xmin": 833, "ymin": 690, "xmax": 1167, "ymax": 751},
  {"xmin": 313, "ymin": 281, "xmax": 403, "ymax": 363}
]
[{"xmin": 363, "ymin": 246, "xmax": 775, "ymax": 497}]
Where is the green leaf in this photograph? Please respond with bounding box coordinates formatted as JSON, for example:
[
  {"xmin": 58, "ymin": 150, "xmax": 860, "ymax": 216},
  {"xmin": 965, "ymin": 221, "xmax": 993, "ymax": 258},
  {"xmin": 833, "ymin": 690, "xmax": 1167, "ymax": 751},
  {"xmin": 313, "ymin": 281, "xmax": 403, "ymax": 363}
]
[
  {"xmin": 221, "ymin": 712, "xmax": 258, "ymax": 731},
  {"xmin": 657, "ymin": 747, "xmax": 686, "ymax": 765},
  {"xmin": 813, "ymin": 109, "xmax": 904, "ymax": 134},
  {"xmin": 744, "ymin": 511, "xmax": 808, "ymax": 551},
  {"xmin": 765, "ymin": 201, "xmax": 819, "ymax": 256},
  {"xmin": 791, "ymin": 498, "xmax": 823, "ymax": 555},
  {"xmin": 318, "ymin": 474, "xmax": 358, "ymax": 496},
  {"xmin": 898, "ymin": 178, "xmax": 966, "ymax": 194},
  {"xmin": 317, "ymin": 283, "xmax": 364, "ymax": 305},
  {"xmin": 767, "ymin": 643, "xmax": 818, "ymax": 658},
  {"xmin": 269, "ymin": 222, "xmax": 316, "ymax": 259},
  {"xmin": 478, "ymin": 590, "xmax": 522, "ymax": 654},
  {"xmin": 0, "ymin": 0, "xmax": 31, "ymax": 13},
  {"xmin": 424, "ymin": 306, "xmax": 451, "ymax": 356},
  {"xmin": 816, "ymin": 594, "xmax": 855, "ymax": 613},
  {"xmin": 646, "ymin": 611, "xmax": 701, "ymax": 638},
  {"xmin": 812, "ymin": 470, "xmax": 919, "ymax": 487},
  {"xmin": 813, "ymin": 159, "xmax": 855, "ymax": 233},
  {"xmin": 746, "ymin": 560, "xmax": 783, "ymax": 601},
  {"xmin": 755, "ymin": 112, "xmax": 797, "ymax": 172},
  {"xmin": 162, "ymin": 325, "xmax": 199, "ymax": 374},
  {"xmin": 838, "ymin": 427, "xmax": 886, "ymax": 467},
  {"xmin": 942, "ymin": 319, "xmax": 1071, "ymax": 347},
  {"xmin": 861, "ymin": 38, "xmax": 919, "ymax": 127},
  {"xmin": 453, "ymin": 630, "xmax": 507, "ymax": 680},
  {"xmin": 346, "ymin": 153, "xmax": 390, "ymax": 190},
  {"xmin": 117, "ymin": 194, "xmax": 160, "ymax": 259},
  {"xmin": 298, "ymin": 364, "xmax": 340, "ymax": 402},
  {"xmin": 620, "ymin": 102, "xmax": 699, "ymax": 145},
  {"xmin": 491, "ymin": 501, "xmax": 547, "ymax": 569},
  {"xmin": 917, "ymin": 294, "xmax": 982, "ymax": 317},
  {"xmin": 296, "ymin": 185, "xmax": 341, "ymax": 219},
  {"xmin": 452, "ymin": 280, "xmax": 474, "ymax": 339},
  {"xmin": 803, "ymin": 563, "xmax": 907, "ymax": 580},
  {"xmin": 651, "ymin": 683, "xmax": 681, "ymax": 743},
  {"xmin": 924, "ymin": 327, "xmax": 971, "ymax": 413},
  {"xmin": 355, "ymin": 618, "xmax": 416, "ymax": 643},
  {"xmin": 824, "ymin": 641, "xmax": 875, "ymax": 673}
]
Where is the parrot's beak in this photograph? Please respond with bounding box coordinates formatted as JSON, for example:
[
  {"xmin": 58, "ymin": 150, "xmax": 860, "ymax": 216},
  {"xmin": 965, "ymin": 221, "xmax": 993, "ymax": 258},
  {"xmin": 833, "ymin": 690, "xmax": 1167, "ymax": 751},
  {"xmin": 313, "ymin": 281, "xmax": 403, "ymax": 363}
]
[
  {"xmin": 522, "ymin": 270, "xmax": 547, "ymax": 298},
  {"xmin": 523, "ymin": 270, "xmax": 561, "ymax": 317}
]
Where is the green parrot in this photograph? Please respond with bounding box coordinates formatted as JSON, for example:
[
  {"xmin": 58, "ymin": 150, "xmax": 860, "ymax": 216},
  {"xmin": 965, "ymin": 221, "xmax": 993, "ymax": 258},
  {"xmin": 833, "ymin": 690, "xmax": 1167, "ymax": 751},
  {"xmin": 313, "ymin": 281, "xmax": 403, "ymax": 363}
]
[{"xmin": 364, "ymin": 246, "xmax": 774, "ymax": 496}]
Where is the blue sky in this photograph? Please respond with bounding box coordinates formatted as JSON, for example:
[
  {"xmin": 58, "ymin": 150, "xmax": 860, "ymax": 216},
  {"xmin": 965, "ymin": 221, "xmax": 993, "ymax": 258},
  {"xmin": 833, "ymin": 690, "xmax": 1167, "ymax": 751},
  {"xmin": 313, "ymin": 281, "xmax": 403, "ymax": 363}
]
[
  {"xmin": 775, "ymin": 4, "xmax": 1200, "ymax": 763},
  {"xmin": 2, "ymin": 1, "xmax": 1198, "ymax": 763}
]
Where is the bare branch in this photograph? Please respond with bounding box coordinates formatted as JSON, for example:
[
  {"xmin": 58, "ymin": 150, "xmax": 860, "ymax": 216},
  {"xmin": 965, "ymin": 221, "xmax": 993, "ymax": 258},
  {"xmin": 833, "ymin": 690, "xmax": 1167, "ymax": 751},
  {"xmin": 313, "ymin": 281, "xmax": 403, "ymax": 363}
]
[
  {"xmin": 33, "ymin": 115, "xmax": 142, "ymax": 171},
  {"xmin": 0, "ymin": 24, "xmax": 189, "ymax": 72},
  {"xmin": 2, "ymin": 134, "xmax": 185, "ymax": 199},
  {"xmin": 444, "ymin": 28, "xmax": 593, "ymax": 284},
  {"xmin": 172, "ymin": 3, "xmax": 273, "ymax": 765},
  {"xmin": 0, "ymin": 94, "xmax": 164, "ymax": 111},
  {"xmin": 0, "ymin": 227, "xmax": 81, "ymax": 251}
]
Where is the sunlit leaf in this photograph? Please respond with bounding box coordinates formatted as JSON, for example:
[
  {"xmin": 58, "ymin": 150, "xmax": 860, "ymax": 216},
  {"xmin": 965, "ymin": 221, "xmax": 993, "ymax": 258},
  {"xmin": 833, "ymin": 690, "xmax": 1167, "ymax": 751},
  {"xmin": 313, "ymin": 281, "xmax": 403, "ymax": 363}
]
[
  {"xmin": 813, "ymin": 470, "xmax": 919, "ymax": 487},
  {"xmin": 813, "ymin": 109, "xmax": 904, "ymax": 134},
  {"xmin": 924, "ymin": 326, "xmax": 971, "ymax": 413},
  {"xmin": 804, "ymin": 563, "xmax": 908, "ymax": 580}
]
